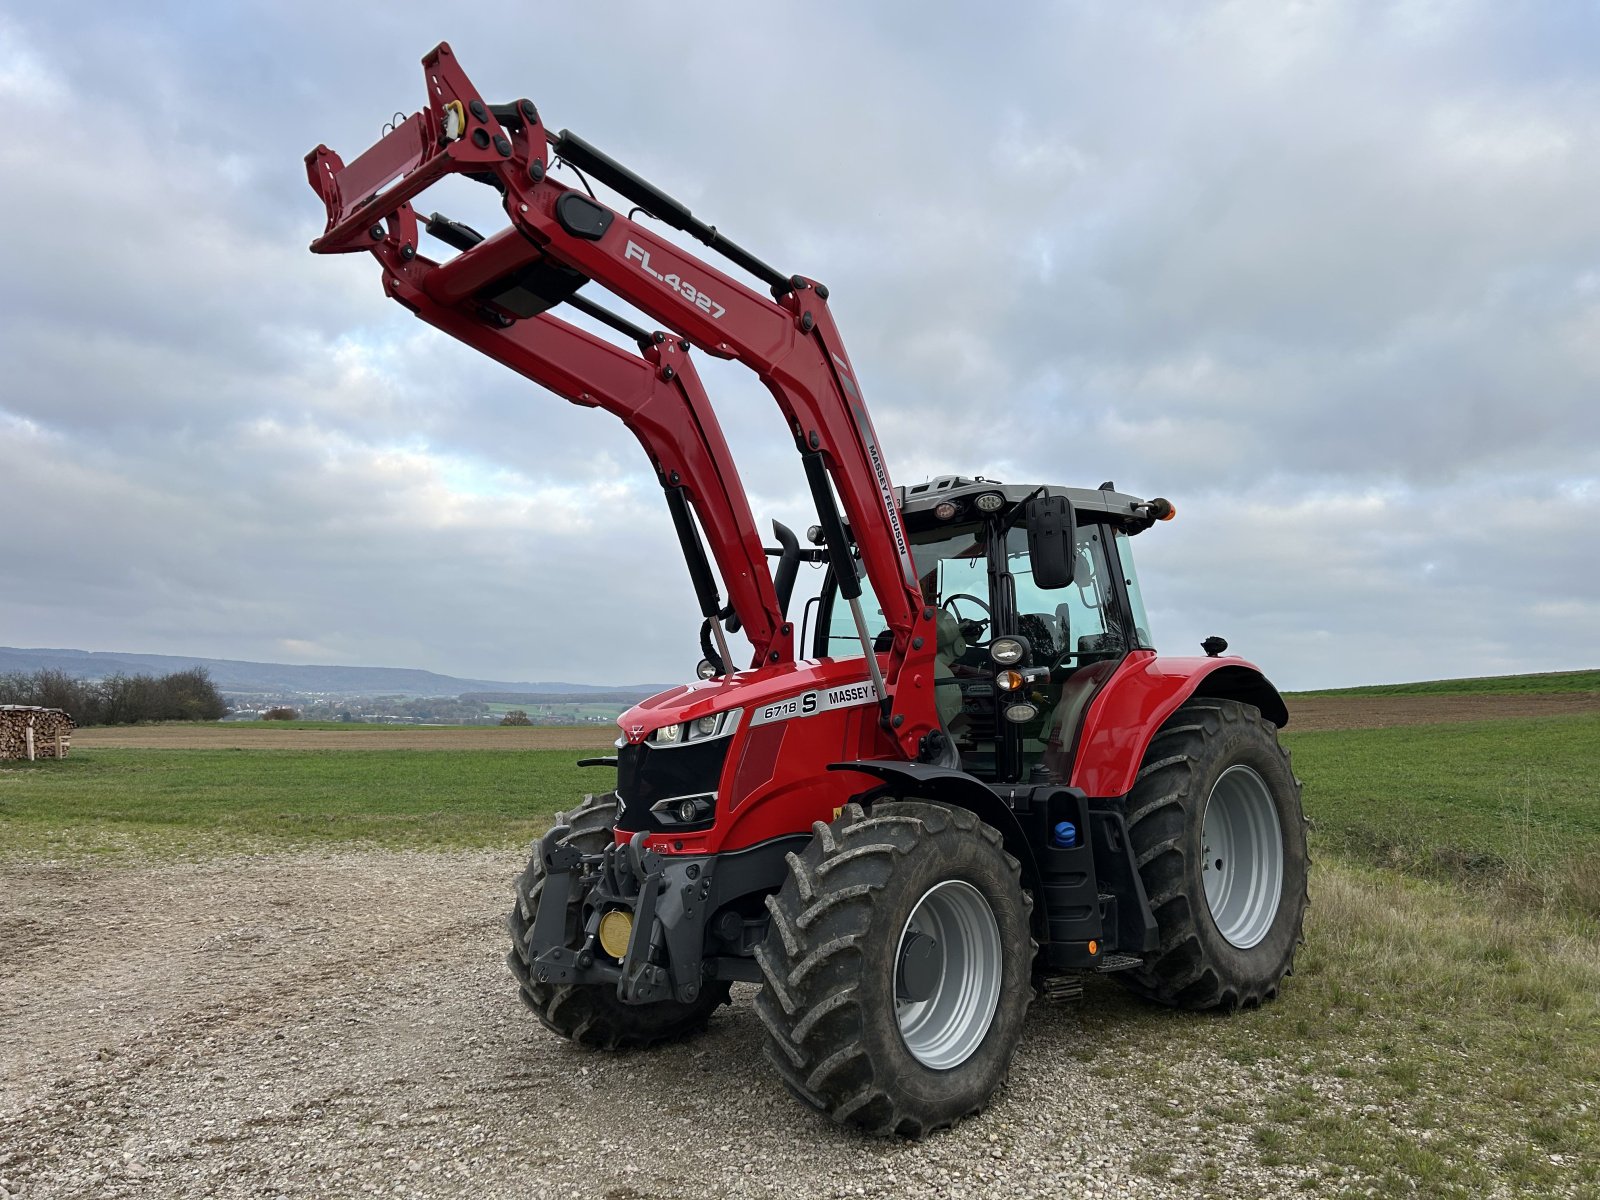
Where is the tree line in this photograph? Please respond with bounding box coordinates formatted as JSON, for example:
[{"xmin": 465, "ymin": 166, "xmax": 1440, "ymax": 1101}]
[{"xmin": 0, "ymin": 668, "xmax": 229, "ymax": 725}]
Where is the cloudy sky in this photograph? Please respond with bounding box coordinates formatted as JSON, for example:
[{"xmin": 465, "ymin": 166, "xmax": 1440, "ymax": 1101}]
[{"xmin": 3, "ymin": 1, "xmax": 1596, "ymax": 690}]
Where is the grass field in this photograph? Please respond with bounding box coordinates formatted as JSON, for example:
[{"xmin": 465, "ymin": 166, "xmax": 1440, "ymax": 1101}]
[
  {"xmin": 1284, "ymin": 713, "xmax": 1600, "ymax": 916},
  {"xmin": 0, "ymin": 745, "xmax": 604, "ymax": 857},
  {"xmin": 4, "ymin": 697, "xmax": 1598, "ymax": 1197}
]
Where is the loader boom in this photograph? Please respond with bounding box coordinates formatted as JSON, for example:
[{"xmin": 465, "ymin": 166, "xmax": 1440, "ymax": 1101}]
[
  {"xmin": 382, "ymin": 254, "xmax": 792, "ymax": 669},
  {"xmin": 306, "ymin": 42, "xmax": 939, "ymax": 758}
]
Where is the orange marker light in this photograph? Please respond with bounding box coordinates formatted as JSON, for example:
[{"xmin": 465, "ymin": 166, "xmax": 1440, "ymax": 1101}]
[{"xmin": 1088, "ymin": 939, "xmax": 1099, "ymax": 956}]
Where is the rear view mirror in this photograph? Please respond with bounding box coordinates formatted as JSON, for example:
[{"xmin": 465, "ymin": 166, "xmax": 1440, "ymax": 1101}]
[{"xmin": 1025, "ymin": 494, "xmax": 1077, "ymax": 589}]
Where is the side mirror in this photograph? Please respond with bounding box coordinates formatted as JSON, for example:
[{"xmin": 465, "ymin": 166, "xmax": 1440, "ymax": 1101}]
[{"xmin": 1025, "ymin": 494, "xmax": 1077, "ymax": 589}]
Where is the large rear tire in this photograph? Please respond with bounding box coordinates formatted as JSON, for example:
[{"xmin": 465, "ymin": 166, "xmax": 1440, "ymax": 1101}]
[
  {"xmin": 1118, "ymin": 698, "xmax": 1309, "ymax": 1009},
  {"xmin": 506, "ymin": 792, "xmax": 729, "ymax": 1048},
  {"xmin": 754, "ymin": 801, "xmax": 1033, "ymax": 1138}
]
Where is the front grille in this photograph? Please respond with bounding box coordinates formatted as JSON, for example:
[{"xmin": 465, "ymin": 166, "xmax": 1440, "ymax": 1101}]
[{"xmin": 614, "ymin": 736, "xmax": 733, "ymax": 833}]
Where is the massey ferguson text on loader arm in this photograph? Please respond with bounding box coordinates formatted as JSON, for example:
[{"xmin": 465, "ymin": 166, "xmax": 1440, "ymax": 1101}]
[{"xmin": 305, "ymin": 43, "xmax": 940, "ymax": 759}]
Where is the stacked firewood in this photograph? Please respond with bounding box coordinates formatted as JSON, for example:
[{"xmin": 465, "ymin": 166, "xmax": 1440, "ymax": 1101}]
[{"xmin": 0, "ymin": 706, "xmax": 75, "ymax": 761}]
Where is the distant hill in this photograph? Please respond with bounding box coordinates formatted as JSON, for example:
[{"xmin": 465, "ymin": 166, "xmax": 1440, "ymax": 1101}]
[{"xmin": 0, "ymin": 647, "xmax": 669, "ymax": 699}]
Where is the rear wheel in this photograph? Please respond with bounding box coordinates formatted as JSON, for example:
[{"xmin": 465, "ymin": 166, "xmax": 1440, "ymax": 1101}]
[
  {"xmin": 505, "ymin": 792, "xmax": 728, "ymax": 1048},
  {"xmin": 1118, "ymin": 698, "xmax": 1308, "ymax": 1009},
  {"xmin": 754, "ymin": 801, "xmax": 1033, "ymax": 1138}
]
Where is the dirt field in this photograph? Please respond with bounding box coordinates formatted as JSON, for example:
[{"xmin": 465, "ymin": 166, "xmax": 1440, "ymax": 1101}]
[
  {"xmin": 1285, "ymin": 691, "xmax": 1600, "ymax": 731},
  {"xmin": 0, "ymin": 851, "xmax": 1305, "ymax": 1200},
  {"xmin": 70, "ymin": 725, "xmax": 616, "ymax": 751}
]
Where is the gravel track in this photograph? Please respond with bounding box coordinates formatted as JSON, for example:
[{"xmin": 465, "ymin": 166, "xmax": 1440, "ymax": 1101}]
[{"xmin": 0, "ymin": 850, "xmax": 1301, "ymax": 1199}]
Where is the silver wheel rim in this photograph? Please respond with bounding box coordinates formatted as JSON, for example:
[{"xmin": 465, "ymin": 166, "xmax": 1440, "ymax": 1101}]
[
  {"xmin": 893, "ymin": 880, "xmax": 1002, "ymax": 1070},
  {"xmin": 1201, "ymin": 765, "xmax": 1284, "ymax": 949}
]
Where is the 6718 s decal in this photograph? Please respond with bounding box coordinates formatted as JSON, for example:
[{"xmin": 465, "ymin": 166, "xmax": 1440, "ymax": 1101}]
[{"xmin": 751, "ymin": 679, "xmax": 880, "ymax": 726}]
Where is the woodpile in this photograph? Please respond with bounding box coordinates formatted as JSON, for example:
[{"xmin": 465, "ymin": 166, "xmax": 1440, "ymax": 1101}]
[{"xmin": 0, "ymin": 706, "xmax": 75, "ymax": 761}]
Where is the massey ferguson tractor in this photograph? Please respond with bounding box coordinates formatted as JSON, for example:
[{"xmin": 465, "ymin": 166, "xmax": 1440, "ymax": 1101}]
[{"xmin": 307, "ymin": 45, "xmax": 1309, "ymax": 1137}]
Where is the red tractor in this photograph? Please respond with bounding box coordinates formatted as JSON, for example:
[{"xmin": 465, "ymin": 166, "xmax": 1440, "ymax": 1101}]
[{"xmin": 308, "ymin": 46, "xmax": 1308, "ymax": 1137}]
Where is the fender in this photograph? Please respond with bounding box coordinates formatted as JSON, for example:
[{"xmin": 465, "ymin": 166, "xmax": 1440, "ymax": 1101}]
[
  {"xmin": 1069, "ymin": 651, "xmax": 1289, "ymax": 799},
  {"xmin": 828, "ymin": 760, "xmax": 1047, "ymax": 936}
]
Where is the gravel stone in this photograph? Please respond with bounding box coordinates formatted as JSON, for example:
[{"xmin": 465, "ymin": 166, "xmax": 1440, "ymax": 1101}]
[{"xmin": 1, "ymin": 849, "xmax": 1303, "ymax": 1198}]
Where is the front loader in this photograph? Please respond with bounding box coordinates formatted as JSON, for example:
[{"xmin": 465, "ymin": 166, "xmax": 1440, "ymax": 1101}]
[{"xmin": 306, "ymin": 45, "xmax": 1309, "ymax": 1138}]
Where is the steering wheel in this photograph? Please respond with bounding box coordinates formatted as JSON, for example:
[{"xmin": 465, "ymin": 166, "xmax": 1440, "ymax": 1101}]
[{"xmin": 941, "ymin": 593, "xmax": 991, "ymax": 641}]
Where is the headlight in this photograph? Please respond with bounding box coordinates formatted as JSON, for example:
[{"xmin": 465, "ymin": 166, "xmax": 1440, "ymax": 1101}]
[
  {"xmin": 685, "ymin": 707, "xmax": 741, "ymax": 742},
  {"xmin": 650, "ymin": 793, "xmax": 715, "ymax": 824},
  {"xmin": 649, "ymin": 708, "xmax": 742, "ymax": 746},
  {"xmin": 990, "ymin": 637, "xmax": 1027, "ymax": 666},
  {"xmin": 974, "ymin": 492, "xmax": 1004, "ymax": 512},
  {"xmin": 1004, "ymin": 702, "xmax": 1039, "ymax": 724}
]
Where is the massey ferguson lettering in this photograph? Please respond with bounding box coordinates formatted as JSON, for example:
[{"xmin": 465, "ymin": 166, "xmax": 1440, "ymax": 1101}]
[
  {"xmin": 751, "ymin": 679, "xmax": 881, "ymax": 726},
  {"xmin": 625, "ymin": 241, "xmax": 727, "ymax": 318},
  {"xmin": 826, "ymin": 682, "xmax": 876, "ymax": 706}
]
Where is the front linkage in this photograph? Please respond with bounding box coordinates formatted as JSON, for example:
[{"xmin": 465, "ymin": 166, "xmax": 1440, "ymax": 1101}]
[
  {"xmin": 523, "ymin": 807, "xmax": 796, "ymax": 1007},
  {"xmin": 530, "ymin": 822, "xmax": 710, "ymax": 1004}
]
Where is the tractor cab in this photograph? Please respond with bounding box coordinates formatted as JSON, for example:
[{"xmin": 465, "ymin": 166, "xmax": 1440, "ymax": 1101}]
[{"xmin": 810, "ymin": 477, "xmax": 1168, "ymax": 783}]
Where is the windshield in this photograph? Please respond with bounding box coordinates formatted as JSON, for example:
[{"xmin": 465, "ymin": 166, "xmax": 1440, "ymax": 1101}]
[
  {"xmin": 822, "ymin": 520, "xmax": 1126, "ymax": 662},
  {"xmin": 821, "ymin": 523, "xmax": 982, "ymax": 657},
  {"xmin": 818, "ymin": 516, "xmax": 1131, "ymax": 781}
]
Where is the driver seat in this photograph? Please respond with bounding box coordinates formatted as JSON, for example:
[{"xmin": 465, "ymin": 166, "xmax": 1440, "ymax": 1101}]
[{"xmin": 934, "ymin": 609, "xmax": 967, "ymax": 729}]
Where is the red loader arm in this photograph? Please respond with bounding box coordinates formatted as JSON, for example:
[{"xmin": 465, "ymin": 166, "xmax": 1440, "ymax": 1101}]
[
  {"xmin": 306, "ymin": 43, "xmax": 939, "ymax": 759},
  {"xmin": 384, "ymin": 258, "xmax": 793, "ymax": 670}
]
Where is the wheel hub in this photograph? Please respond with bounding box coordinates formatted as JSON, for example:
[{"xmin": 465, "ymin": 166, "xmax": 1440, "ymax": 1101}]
[
  {"xmin": 896, "ymin": 931, "xmax": 941, "ymax": 1003},
  {"xmin": 893, "ymin": 880, "xmax": 1002, "ymax": 1070}
]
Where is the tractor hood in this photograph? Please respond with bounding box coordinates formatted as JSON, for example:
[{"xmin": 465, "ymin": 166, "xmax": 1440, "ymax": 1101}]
[{"xmin": 617, "ymin": 655, "xmax": 887, "ymax": 745}]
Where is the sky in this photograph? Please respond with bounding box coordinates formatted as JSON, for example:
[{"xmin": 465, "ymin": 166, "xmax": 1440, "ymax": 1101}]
[{"xmin": 2, "ymin": 1, "xmax": 1596, "ymax": 690}]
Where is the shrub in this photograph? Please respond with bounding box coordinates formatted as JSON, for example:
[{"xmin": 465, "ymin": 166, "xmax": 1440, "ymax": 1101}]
[
  {"xmin": 262, "ymin": 707, "xmax": 300, "ymax": 721},
  {"xmin": 0, "ymin": 667, "xmax": 228, "ymax": 725},
  {"xmin": 500, "ymin": 709, "xmax": 533, "ymax": 726}
]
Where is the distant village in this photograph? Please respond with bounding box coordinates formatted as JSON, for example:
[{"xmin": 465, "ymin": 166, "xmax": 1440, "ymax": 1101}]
[{"xmin": 222, "ymin": 691, "xmax": 636, "ymax": 726}]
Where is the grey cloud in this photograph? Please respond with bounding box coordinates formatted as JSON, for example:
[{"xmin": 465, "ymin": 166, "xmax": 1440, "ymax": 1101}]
[{"xmin": 1, "ymin": 3, "xmax": 1595, "ymax": 689}]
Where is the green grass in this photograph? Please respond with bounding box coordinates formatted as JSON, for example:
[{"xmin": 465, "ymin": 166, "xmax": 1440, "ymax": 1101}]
[
  {"xmin": 1290, "ymin": 668, "xmax": 1600, "ymax": 697},
  {"xmin": 0, "ymin": 748, "xmax": 610, "ymax": 857},
  {"xmin": 1081, "ymin": 860, "xmax": 1600, "ymax": 1199},
  {"xmin": 1283, "ymin": 713, "xmax": 1600, "ymax": 916},
  {"xmin": 1090, "ymin": 710, "xmax": 1600, "ymax": 1196}
]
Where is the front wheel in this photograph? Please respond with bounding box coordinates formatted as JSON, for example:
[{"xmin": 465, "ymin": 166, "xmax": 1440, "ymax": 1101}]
[
  {"xmin": 754, "ymin": 801, "xmax": 1034, "ymax": 1138},
  {"xmin": 1118, "ymin": 698, "xmax": 1309, "ymax": 1009}
]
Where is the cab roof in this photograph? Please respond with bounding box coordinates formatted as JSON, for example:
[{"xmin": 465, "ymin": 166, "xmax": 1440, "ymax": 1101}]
[{"xmin": 895, "ymin": 475, "xmax": 1155, "ymax": 529}]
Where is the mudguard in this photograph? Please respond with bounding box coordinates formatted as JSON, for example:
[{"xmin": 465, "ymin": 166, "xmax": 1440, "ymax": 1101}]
[
  {"xmin": 1069, "ymin": 651, "xmax": 1288, "ymax": 799},
  {"xmin": 828, "ymin": 760, "xmax": 1045, "ymax": 910}
]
